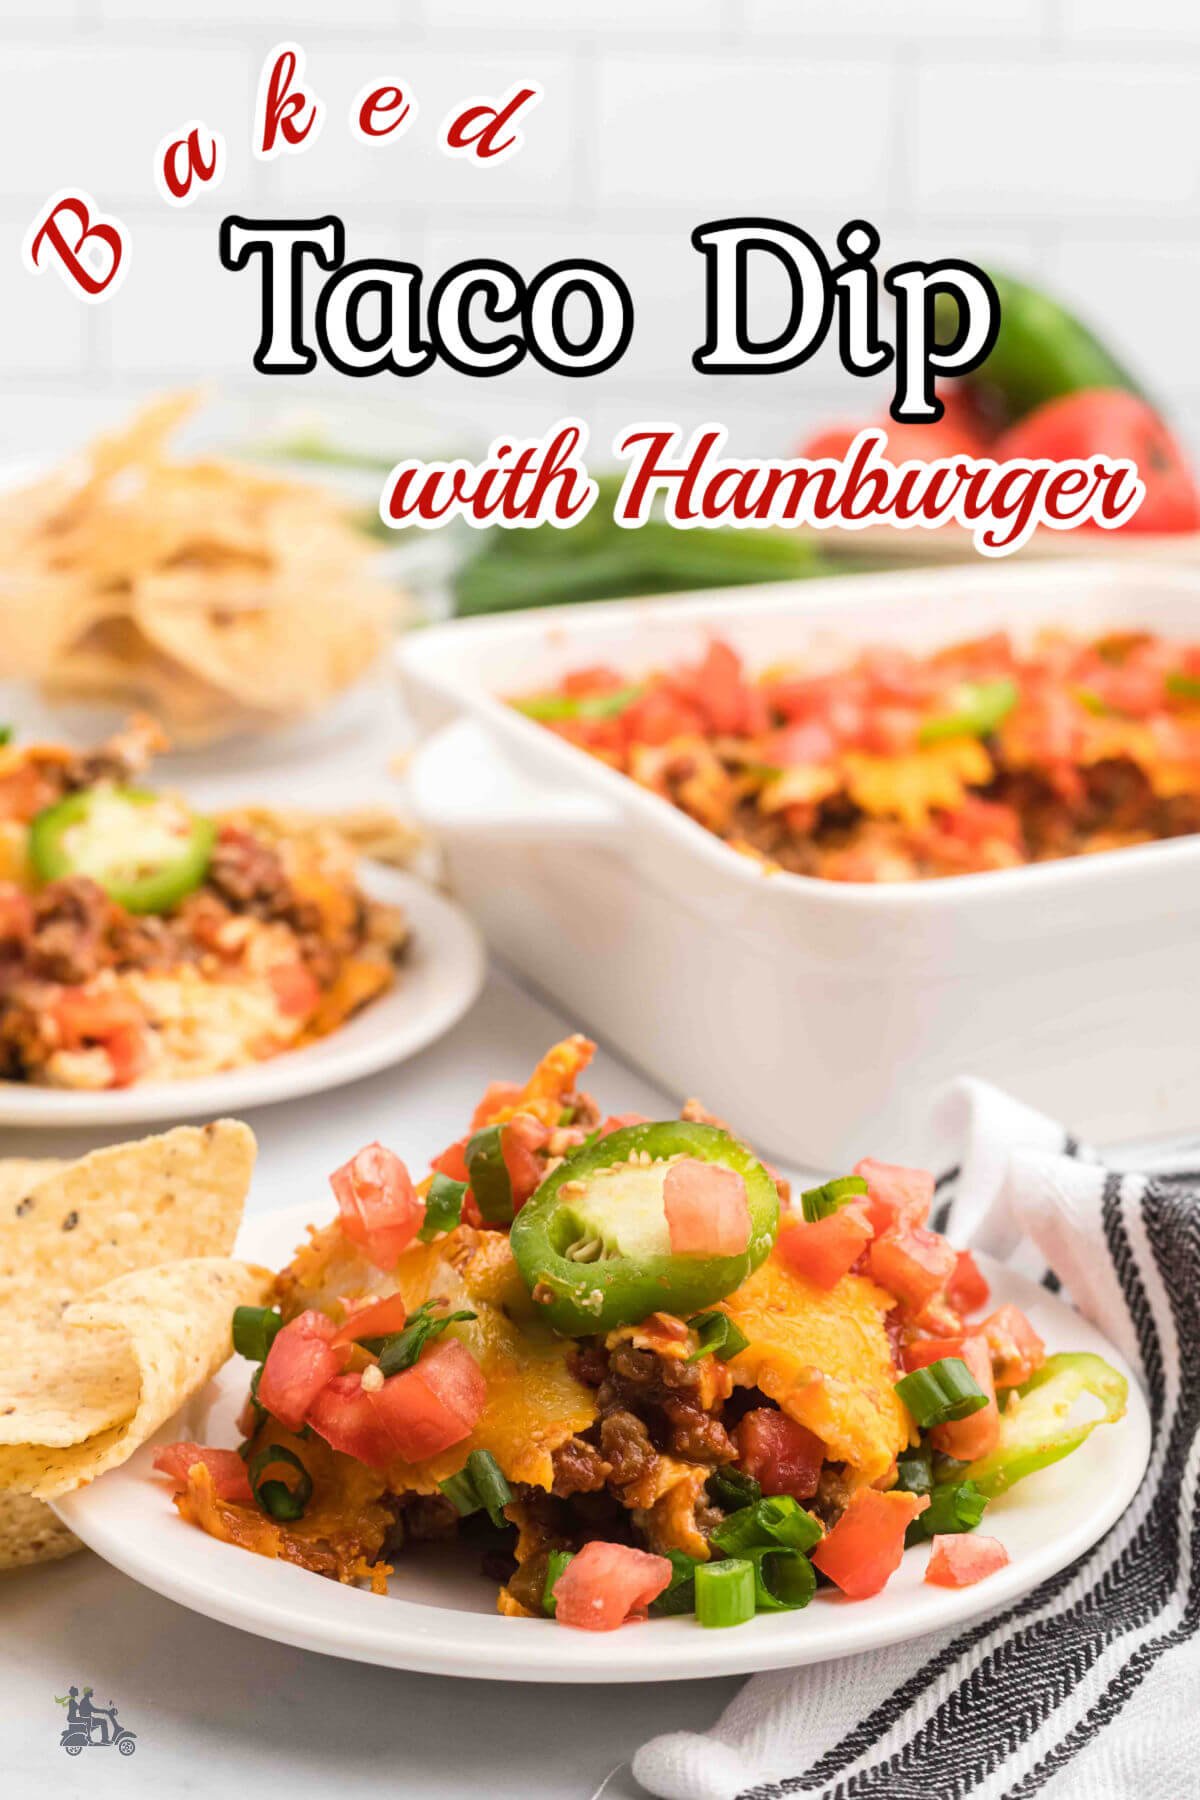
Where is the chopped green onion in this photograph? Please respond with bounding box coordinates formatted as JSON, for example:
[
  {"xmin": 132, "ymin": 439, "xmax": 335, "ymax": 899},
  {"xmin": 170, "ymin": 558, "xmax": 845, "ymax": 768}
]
[
  {"xmin": 649, "ymin": 1549, "xmax": 700, "ymax": 1617},
  {"xmin": 706, "ymin": 1467, "xmax": 762, "ymax": 1513},
  {"xmin": 377, "ymin": 1299, "xmax": 477, "ymax": 1376},
  {"xmin": 695, "ymin": 1558, "xmax": 756, "ymax": 1628},
  {"xmin": 896, "ymin": 1442, "xmax": 935, "ymax": 1498},
  {"xmin": 744, "ymin": 1544, "xmax": 817, "ymax": 1612},
  {"xmin": 711, "ymin": 1495, "xmax": 823, "ymax": 1557},
  {"xmin": 686, "ymin": 1310, "xmax": 750, "ymax": 1363},
  {"xmin": 0, "ymin": 727, "xmax": 11, "ymax": 746},
  {"xmin": 905, "ymin": 1478, "xmax": 987, "ymax": 1546},
  {"xmin": 1166, "ymin": 670, "xmax": 1200, "ymax": 703},
  {"xmin": 800, "ymin": 1174, "xmax": 868, "ymax": 1224},
  {"xmin": 516, "ymin": 684, "xmax": 644, "ymax": 723},
  {"xmin": 1075, "ymin": 687, "xmax": 1111, "ymax": 716},
  {"xmin": 895, "ymin": 1357, "xmax": 989, "ymax": 1428},
  {"xmin": 557, "ymin": 1106, "xmax": 576, "ymax": 1126},
  {"xmin": 542, "ymin": 1548, "xmax": 574, "ymax": 1616},
  {"xmin": 420, "ymin": 1173, "xmax": 466, "ymax": 1241},
  {"xmin": 246, "ymin": 1364, "xmax": 266, "ymax": 1421},
  {"xmin": 232, "ymin": 1305, "xmax": 283, "ymax": 1363},
  {"xmin": 248, "ymin": 1444, "xmax": 312, "ymax": 1521},
  {"xmin": 437, "ymin": 1449, "xmax": 514, "ymax": 1528},
  {"xmin": 918, "ymin": 678, "xmax": 1019, "ymax": 746},
  {"xmin": 465, "ymin": 1124, "xmax": 515, "ymax": 1226}
]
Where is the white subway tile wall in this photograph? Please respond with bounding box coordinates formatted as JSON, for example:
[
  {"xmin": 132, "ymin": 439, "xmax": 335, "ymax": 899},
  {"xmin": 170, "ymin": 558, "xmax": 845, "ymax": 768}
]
[{"xmin": 0, "ymin": 1, "xmax": 1197, "ymax": 462}]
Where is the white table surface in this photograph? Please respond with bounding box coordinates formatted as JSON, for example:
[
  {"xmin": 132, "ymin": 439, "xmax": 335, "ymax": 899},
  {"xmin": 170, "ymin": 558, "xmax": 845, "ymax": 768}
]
[{"xmin": 0, "ymin": 964, "xmax": 751, "ymax": 1800}]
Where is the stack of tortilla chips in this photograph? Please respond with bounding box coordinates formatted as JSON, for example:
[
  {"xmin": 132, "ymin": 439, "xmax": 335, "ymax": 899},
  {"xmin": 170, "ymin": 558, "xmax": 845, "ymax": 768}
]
[{"xmin": 0, "ymin": 1122, "xmax": 270, "ymax": 1571}]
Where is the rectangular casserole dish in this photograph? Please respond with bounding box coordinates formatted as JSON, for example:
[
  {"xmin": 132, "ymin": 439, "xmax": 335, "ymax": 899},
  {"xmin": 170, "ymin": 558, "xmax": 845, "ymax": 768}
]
[{"xmin": 399, "ymin": 561, "xmax": 1200, "ymax": 1168}]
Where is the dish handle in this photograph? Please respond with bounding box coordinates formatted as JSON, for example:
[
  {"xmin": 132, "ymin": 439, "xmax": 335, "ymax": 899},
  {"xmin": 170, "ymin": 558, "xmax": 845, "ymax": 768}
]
[{"xmin": 407, "ymin": 716, "xmax": 625, "ymax": 846}]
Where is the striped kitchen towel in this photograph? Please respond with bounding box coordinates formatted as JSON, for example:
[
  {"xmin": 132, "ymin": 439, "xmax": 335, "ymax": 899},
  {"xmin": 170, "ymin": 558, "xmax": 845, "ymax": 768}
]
[{"xmin": 633, "ymin": 1080, "xmax": 1199, "ymax": 1800}]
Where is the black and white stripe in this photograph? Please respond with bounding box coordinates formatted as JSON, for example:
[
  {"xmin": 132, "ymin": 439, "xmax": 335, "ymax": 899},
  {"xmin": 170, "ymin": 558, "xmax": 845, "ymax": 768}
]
[{"xmin": 735, "ymin": 1156, "xmax": 1200, "ymax": 1800}]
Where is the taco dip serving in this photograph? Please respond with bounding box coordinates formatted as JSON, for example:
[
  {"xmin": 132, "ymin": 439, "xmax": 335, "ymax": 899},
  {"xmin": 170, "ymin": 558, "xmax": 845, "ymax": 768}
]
[
  {"xmin": 149, "ymin": 1036, "xmax": 1128, "ymax": 1643},
  {"xmin": 0, "ymin": 719, "xmax": 407, "ymax": 1093}
]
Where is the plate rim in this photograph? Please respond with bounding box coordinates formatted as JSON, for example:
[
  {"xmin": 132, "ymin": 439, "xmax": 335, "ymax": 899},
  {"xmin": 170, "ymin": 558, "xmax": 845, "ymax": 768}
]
[
  {"xmin": 0, "ymin": 869, "xmax": 485, "ymax": 1127},
  {"xmin": 54, "ymin": 1231, "xmax": 1152, "ymax": 1683}
]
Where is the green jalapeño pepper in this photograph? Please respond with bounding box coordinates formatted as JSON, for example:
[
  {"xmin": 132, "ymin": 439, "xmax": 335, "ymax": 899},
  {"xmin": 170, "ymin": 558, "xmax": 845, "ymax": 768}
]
[
  {"xmin": 918, "ymin": 678, "xmax": 1018, "ymax": 746},
  {"xmin": 29, "ymin": 786, "xmax": 216, "ymax": 915},
  {"xmin": 962, "ymin": 1352, "xmax": 1128, "ymax": 1499},
  {"xmin": 509, "ymin": 1120, "xmax": 778, "ymax": 1336}
]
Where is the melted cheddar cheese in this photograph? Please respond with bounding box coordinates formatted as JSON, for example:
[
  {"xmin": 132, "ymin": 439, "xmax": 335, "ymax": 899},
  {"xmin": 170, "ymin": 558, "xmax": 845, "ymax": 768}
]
[{"xmin": 722, "ymin": 1251, "xmax": 909, "ymax": 1482}]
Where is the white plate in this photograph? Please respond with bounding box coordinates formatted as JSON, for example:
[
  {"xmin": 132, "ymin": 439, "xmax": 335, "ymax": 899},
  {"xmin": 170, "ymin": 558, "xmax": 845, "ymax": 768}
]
[
  {"xmin": 55, "ymin": 1230, "xmax": 1150, "ymax": 1683},
  {"xmin": 0, "ymin": 870, "xmax": 485, "ymax": 1127}
]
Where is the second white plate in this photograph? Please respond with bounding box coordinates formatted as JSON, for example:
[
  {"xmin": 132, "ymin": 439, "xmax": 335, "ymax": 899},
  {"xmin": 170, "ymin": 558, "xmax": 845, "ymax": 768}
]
[{"xmin": 0, "ymin": 869, "xmax": 485, "ymax": 1127}]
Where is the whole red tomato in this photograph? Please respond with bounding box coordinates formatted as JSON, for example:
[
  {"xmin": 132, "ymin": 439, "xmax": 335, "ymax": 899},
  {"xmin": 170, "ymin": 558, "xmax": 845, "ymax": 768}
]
[{"xmin": 994, "ymin": 389, "xmax": 1200, "ymax": 534}]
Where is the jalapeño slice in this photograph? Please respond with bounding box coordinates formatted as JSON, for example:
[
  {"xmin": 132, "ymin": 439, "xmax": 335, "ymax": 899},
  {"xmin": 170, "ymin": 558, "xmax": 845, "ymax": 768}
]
[
  {"xmin": 29, "ymin": 786, "xmax": 216, "ymax": 915},
  {"xmin": 509, "ymin": 1120, "xmax": 778, "ymax": 1336}
]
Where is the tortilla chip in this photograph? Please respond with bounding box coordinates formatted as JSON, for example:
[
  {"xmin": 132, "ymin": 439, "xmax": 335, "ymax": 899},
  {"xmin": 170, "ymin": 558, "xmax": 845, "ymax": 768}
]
[
  {"xmin": 0, "ymin": 1159, "xmax": 64, "ymax": 1210},
  {"xmin": 0, "ymin": 1492, "xmax": 81, "ymax": 1572},
  {"xmin": 0, "ymin": 1257, "xmax": 272, "ymax": 1499},
  {"xmin": 0, "ymin": 1321, "xmax": 139, "ymax": 1445},
  {"xmin": 0, "ymin": 1120, "xmax": 255, "ymax": 1320}
]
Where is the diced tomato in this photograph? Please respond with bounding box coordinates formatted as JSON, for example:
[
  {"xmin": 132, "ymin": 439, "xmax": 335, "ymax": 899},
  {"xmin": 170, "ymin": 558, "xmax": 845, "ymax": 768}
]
[
  {"xmin": 563, "ymin": 664, "xmax": 626, "ymax": 698},
  {"xmin": 931, "ymin": 1336, "xmax": 999, "ymax": 1462},
  {"xmin": 0, "ymin": 883, "xmax": 33, "ymax": 947},
  {"xmin": 269, "ymin": 960, "xmax": 321, "ymax": 1019},
  {"xmin": 552, "ymin": 1540, "xmax": 673, "ymax": 1631},
  {"xmin": 501, "ymin": 1113, "xmax": 553, "ymax": 1211},
  {"xmin": 686, "ymin": 639, "xmax": 762, "ymax": 736},
  {"xmin": 595, "ymin": 1112, "xmax": 651, "ymax": 1138},
  {"xmin": 153, "ymin": 1442, "xmax": 252, "ymax": 1504},
  {"xmin": 811, "ymin": 1488, "xmax": 929, "ymax": 1599},
  {"xmin": 620, "ymin": 687, "xmax": 705, "ymax": 747},
  {"xmin": 330, "ymin": 1142, "xmax": 423, "ymax": 1271},
  {"xmin": 307, "ymin": 1373, "xmax": 398, "ymax": 1470},
  {"xmin": 982, "ymin": 1303, "xmax": 1046, "ymax": 1388},
  {"xmin": 777, "ymin": 1205, "xmax": 873, "ymax": 1290},
  {"xmin": 853, "ymin": 1159, "xmax": 934, "ymax": 1235},
  {"xmin": 664, "ymin": 1158, "xmax": 751, "ymax": 1257},
  {"xmin": 52, "ymin": 985, "xmax": 145, "ymax": 1049},
  {"xmin": 945, "ymin": 1249, "xmax": 991, "ymax": 1317},
  {"xmin": 939, "ymin": 797, "xmax": 1023, "ymax": 851},
  {"xmin": 432, "ymin": 1137, "xmax": 470, "ymax": 1184},
  {"xmin": 762, "ymin": 719, "xmax": 839, "ymax": 768},
  {"xmin": 104, "ymin": 1023, "xmax": 150, "ymax": 1088},
  {"xmin": 734, "ymin": 1408, "xmax": 825, "ymax": 1501},
  {"xmin": 257, "ymin": 1310, "xmax": 350, "ymax": 1432},
  {"xmin": 333, "ymin": 1292, "xmax": 409, "ymax": 1346},
  {"xmin": 367, "ymin": 1338, "xmax": 486, "ymax": 1463},
  {"xmin": 903, "ymin": 1334, "xmax": 968, "ymax": 1372},
  {"xmin": 470, "ymin": 1081, "xmax": 525, "ymax": 1129},
  {"xmin": 868, "ymin": 1224, "xmax": 958, "ymax": 1312},
  {"xmin": 925, "ymin": 1534, "xmax": 1010, "ymax": 1589}
]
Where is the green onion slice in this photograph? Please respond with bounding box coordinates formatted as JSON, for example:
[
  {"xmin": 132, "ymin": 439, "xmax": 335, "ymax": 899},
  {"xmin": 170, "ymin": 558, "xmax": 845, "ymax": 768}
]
[
  {"xmin": 542, "ymin": 1548, "xmax": 574, "ymax": 1616},
  {"xmin": 247, "ymin": 1363, "xmax": 266, "ymax": 1421},
  {"xmin": 465, "ymin": 1125, "xmax": 516, "ymax": 1226},
  {"xmin": 686, "ymin": 1310, "xmax": 750, "ymax": 1363},
  {"xmin": 648, "ymin": 1549, "xmax": 700, "ymax": 1617},
  {"xmin": 744, "ymin": 1544, "xmax": 817, "ymax": 1612},
  {"xmin": 1166, "ymin": 670, "xmax": 1200, "ymax": 702},
  {"xmin": 232, "ymin": 1305, "xmax": 283, "ymax": 1363},
  {"xmin": 706, "ymin": 1467, "xmax": 762, "ymax": 1513},
  {"xmin": 896, "ymin": 1442, "xmax": 935, "ymax": 1498},
  {"xmin": 895, "ymin": 1357, "xmax": 989, "ymax": 1428},
  {"xmin": 376, "ymin": 1299, "xmax": 477, "ymax": 1376},
  {"xmin": 516, "ymin": 684, "xmax": 644, "ymax": 723},
  {"xmin": 420, "ymin": 1173, "xmax": 467, "ymax": 1241},
  {"xmin": 905, "ymin": 1478, "xmax": 987, "ymax": 1546},
  {"xmin": 437, "ymin": 1449, "xmax": 514, "ymax": 1529},
  {"xmin": 695, "ymin": 1557, "xmax": 756, "ymax": 1629},
  {"xmin": 248, "ymin": 1444, "xmax": 312, "ymax": 1522},
  {"xmin": 918, "ymin": 677, "xmax": 1019, "ymax": 745},
  {"xmin": 711, "ymin": 1495, "xmax": 823, "ymax": 1557},
  {"xmin": 799, "ymin": 1174, "xmax": 868, "ymax": 1224}
]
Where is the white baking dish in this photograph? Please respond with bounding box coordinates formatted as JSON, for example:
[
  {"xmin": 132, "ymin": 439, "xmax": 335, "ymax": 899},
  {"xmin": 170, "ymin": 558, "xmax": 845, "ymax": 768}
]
[{"xmin": 398, "ymin": 562, "xmax": 1200, "ymax": 1169}]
